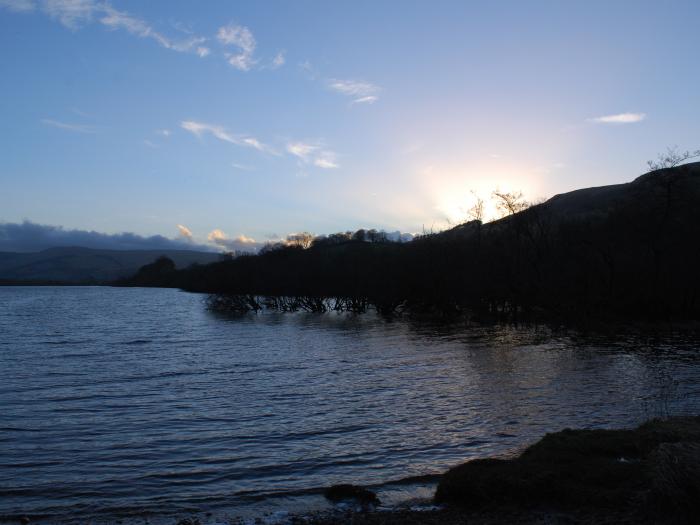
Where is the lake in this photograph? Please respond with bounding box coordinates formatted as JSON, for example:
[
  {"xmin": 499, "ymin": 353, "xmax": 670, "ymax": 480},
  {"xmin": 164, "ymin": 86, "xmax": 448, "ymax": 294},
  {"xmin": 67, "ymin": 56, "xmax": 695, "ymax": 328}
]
[{"xmin": 1, "ymin": 287, "xmax": 699, "ymax": 523}]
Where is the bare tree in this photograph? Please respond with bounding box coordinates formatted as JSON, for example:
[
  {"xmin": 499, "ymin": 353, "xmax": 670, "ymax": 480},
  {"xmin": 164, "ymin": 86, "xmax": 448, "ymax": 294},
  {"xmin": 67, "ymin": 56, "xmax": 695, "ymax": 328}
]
[
  {"xmin": 466, "ymin": 190, "xmax": 485, "ymax": 223},
  {"xmin": 286, "ymin": 232, "xmax": 314, "ymax": 249},
  {"xmin": 647, "ymin": 146, "xmax": 700, "ymax": 171},
  {"xmin": 492, "ymin": 189, "xmax": 529, "ymax": 218}
]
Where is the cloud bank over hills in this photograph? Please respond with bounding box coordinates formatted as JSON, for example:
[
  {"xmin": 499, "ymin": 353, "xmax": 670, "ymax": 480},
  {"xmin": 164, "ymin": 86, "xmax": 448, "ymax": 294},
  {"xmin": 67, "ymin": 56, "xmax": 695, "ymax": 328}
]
[
  {"xmin": 0, "ymin": 221, "xmax": 215, "ymax": 253},
  {"xmin": 0, "ymin": 221, "xmax": 416, "ymax": 254}
]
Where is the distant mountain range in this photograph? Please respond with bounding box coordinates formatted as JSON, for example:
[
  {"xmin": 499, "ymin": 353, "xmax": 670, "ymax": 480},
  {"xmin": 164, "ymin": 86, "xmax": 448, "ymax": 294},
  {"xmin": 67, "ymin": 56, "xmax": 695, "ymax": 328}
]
[{"xmin": 0, "ymin": 247, "xmax": 221, "ymax": 283}]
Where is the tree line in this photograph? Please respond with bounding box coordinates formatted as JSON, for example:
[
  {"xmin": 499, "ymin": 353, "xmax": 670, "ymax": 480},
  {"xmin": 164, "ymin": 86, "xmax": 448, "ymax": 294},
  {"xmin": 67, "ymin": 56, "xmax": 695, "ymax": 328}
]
[{"xmin": 120, "ymin": 162, "xmax": 700, "ymax": 322}]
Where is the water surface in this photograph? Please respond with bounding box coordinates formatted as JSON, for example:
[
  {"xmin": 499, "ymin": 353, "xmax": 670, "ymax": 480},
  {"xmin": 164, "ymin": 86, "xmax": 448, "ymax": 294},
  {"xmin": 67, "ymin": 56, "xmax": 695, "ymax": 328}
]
[{"xmin": 1, "ymin": 287, "xmax": 699, "ymax": 522}]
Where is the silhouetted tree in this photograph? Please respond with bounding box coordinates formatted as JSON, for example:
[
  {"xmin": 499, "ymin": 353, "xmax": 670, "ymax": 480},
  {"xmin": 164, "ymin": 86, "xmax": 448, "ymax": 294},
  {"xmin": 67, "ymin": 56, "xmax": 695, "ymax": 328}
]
[
  {"xmin": 119, "ymin": 162, "xmax": 700, "ymax": 322},
  {"xmin": 467, "ymin": 191, "xmax": 485, "ymax": 223},
  {"xmin": 126, "ymin": 256, "xmax": 176, "ymax": 287},
  {"xmin": 367, "ymin": 229, "xmax": 388, "ymax": 242},
  {"xmin": 353, "ymin": 229, "xmax": 366, "ymax": 242},
  {"xmin": 259, "ymin": 242, "xmax": 286, "ymax": 254},
  {"xmin": 492, "ymin": 190, "xmax": 530, "ymax": 217},
  {"xmin": 647, "ymin": 146, "xmax": 700, "ymax": 171}
]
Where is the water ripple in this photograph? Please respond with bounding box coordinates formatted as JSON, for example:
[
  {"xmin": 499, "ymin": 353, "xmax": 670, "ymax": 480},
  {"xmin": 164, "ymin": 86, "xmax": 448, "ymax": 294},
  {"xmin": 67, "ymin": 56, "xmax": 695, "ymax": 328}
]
[{"xmin": 1, "ymin": 286, "xmax": 700, "ymax": 523}]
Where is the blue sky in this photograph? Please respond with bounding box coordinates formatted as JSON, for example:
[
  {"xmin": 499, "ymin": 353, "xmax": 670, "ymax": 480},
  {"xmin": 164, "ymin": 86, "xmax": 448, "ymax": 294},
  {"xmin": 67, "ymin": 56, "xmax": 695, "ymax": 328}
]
[{"xmin": 1, "ymin": 0, "xmax": 699, "ymax": 251}]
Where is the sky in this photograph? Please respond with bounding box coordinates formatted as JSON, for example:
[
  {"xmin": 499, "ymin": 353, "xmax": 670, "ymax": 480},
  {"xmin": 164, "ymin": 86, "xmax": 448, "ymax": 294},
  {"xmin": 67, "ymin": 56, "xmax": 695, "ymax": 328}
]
[{"xmin": 1, "ymin": 0, "xmax": 699, "ymax": 252}]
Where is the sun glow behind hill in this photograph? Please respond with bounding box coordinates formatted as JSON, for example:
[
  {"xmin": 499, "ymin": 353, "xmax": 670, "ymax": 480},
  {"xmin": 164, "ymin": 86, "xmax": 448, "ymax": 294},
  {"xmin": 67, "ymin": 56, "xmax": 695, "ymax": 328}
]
[{"xmin": 421, "ymin": 160, "xmax": 550, "ymax": 227}]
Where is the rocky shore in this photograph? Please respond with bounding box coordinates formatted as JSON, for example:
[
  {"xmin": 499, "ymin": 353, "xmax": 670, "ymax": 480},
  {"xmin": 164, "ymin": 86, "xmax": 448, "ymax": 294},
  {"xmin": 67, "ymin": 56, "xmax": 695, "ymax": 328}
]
[{"xmin": 289, "ymin": 416, "xmax": 700, "ymax": 525}]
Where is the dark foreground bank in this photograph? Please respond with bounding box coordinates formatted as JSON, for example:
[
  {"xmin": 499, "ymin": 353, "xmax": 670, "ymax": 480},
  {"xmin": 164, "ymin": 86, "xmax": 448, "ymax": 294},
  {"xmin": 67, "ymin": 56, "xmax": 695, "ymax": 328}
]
[{"xmin": 275, "ymin": 416, "xmax": 700, "ymax": 525}]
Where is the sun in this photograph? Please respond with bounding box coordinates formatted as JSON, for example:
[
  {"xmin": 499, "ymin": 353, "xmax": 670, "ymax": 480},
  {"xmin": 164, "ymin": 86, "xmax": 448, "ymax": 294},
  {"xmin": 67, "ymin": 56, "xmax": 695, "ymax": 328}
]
[{"xmin": 425, "ymin": 161, "xmax": 544, "ymax": 227}]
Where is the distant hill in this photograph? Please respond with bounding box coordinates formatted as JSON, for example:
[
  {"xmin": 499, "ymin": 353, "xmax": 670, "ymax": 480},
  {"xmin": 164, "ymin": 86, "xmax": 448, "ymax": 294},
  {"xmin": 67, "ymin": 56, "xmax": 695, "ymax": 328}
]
[{"xmin": 0, "ymin": 247, "xmax": 221, "ymax": 283}]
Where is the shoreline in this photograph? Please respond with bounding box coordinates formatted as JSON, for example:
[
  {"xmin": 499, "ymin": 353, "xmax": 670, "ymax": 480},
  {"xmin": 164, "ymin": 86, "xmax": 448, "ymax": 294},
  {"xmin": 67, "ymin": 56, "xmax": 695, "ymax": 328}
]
[
  {"xmin": 281, "ymin": 416, "xmax": 700, "ymax": 524},
  {"xmin": 8, "ymin": 413, "xmax": 699, "ymax": 525},
  {"xmin": 58, "ymin": 416, "xmax": 695, "ymax": 525}
]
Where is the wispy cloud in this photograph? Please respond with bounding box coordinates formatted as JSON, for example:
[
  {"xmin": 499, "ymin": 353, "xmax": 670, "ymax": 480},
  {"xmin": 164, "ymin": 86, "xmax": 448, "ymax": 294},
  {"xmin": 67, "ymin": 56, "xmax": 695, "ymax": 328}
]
[
  {"xmin": 299, "ymin": 61, "xmax": 380, "ymax": 104},
  {"xmin": 286, "ymin": 142, "xmax": 317, "ymax": 160},
  {"xmin": 180, "ymin": 120, "xmax": 272, "ymax": 153},
  {"xmin": 100, "ymin": 5, "xmax": 168, "ymax": 45},
  {"xmin": 217, "ymin": 23, "xmax": 256, "ymax": 71},
  {"xmin": 3, "ymin": 3, "xmax": 289, "ymax": 72},
  {"xmin": 286, "ymin": 141, "xmax": 339, "ymax": 169},
  {"xmin": 70, "ymin": 107, "xmax": 92, "ymax": 118},
  {"xmin": 100, "ymin": 4, "xmax": 209, "ymax": 54},
  {"xmin": 43, "ymin": 0, "xmax": 98, "ymax": 29},
  {"xmin": 156, "ymin": 129, "xmax": 171, "ymax": 137},
  {"xmin": 232, "ymin": 163, "xmax": 255, "ymax": 171},
  {"xmin": 181, "ymin": 120, "xmax": 236, "ymax": 142},
  {"xmin": 0, "ymin": 0, "xmax": 35, "ymax": 12},
  {"xmin": 327, "ymin": 78, "xmax": 381, "ymax": 104},
  {"xmin": 182, "ymin": 121, "xmax": 338, "ymax": 167},
  {"xmin": 352, "ymin": 95, "xmax": 378, "ymax": 104},
  {"xmin": 41, "ymin": 118, "xmax": 95, "ymax": 133},
  {"xmin": 1, "ymin": 0, "xmax": 209, "ymax": 57},
  {"xmin": 588, "ymin": 112, "xmax": 647, "ymax": 124},
  {"xmin": 313, "ymin": 153, "xmax": 339, "ymax": 169},
  {"xmin": 271, "ymin": 51, "xmax": 285, "ymax": 69}
]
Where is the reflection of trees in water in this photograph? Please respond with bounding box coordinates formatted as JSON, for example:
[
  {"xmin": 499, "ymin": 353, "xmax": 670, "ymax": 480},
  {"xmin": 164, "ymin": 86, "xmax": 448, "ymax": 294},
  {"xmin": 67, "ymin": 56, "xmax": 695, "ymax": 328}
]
[{"xmin": 207, "ymin": 306, "xmax": 700, "ymax": 436}]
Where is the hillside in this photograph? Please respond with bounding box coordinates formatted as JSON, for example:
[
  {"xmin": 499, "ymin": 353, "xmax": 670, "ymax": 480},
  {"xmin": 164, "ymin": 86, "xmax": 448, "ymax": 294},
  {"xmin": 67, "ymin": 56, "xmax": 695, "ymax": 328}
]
[
  {"xmin": 0, "ymin": 247, "xmax": 220, "ymax": 283},
  {"xmin": 121, "ymin": 162, "xmax": 700, "ymax": 321},
  {"xmin": 445, "ymin": 161, "xmax": 700, "ymax": 238}
]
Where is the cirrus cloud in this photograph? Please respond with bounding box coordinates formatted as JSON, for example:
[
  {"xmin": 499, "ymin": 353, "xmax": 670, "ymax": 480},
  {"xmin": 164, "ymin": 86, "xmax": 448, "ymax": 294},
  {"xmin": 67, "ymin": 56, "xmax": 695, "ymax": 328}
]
[
  {"xmin": 0, "ymin": 0, "xmax": 35, "ymax": 12},
  {"xmin": 327, "ymin": 78, "xmax": 381, "ymax": 104},
  {"xmin": 41, "ymin": 118, "xmax": 96, "ymax": 133},
  {"xmin": 180, "ymin": 120, "xmax": 273, "ymax": 154},
  {"xmin": 588, "ymin": 112, "xmax": 647, "ymax": 124},
  {"xmin": 1, "ymin": 0, "xmax": 210, "ymax": 58},
  {"xmin": 286, "ymin": 141, "xmax": 339, "ymax": 169}
]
